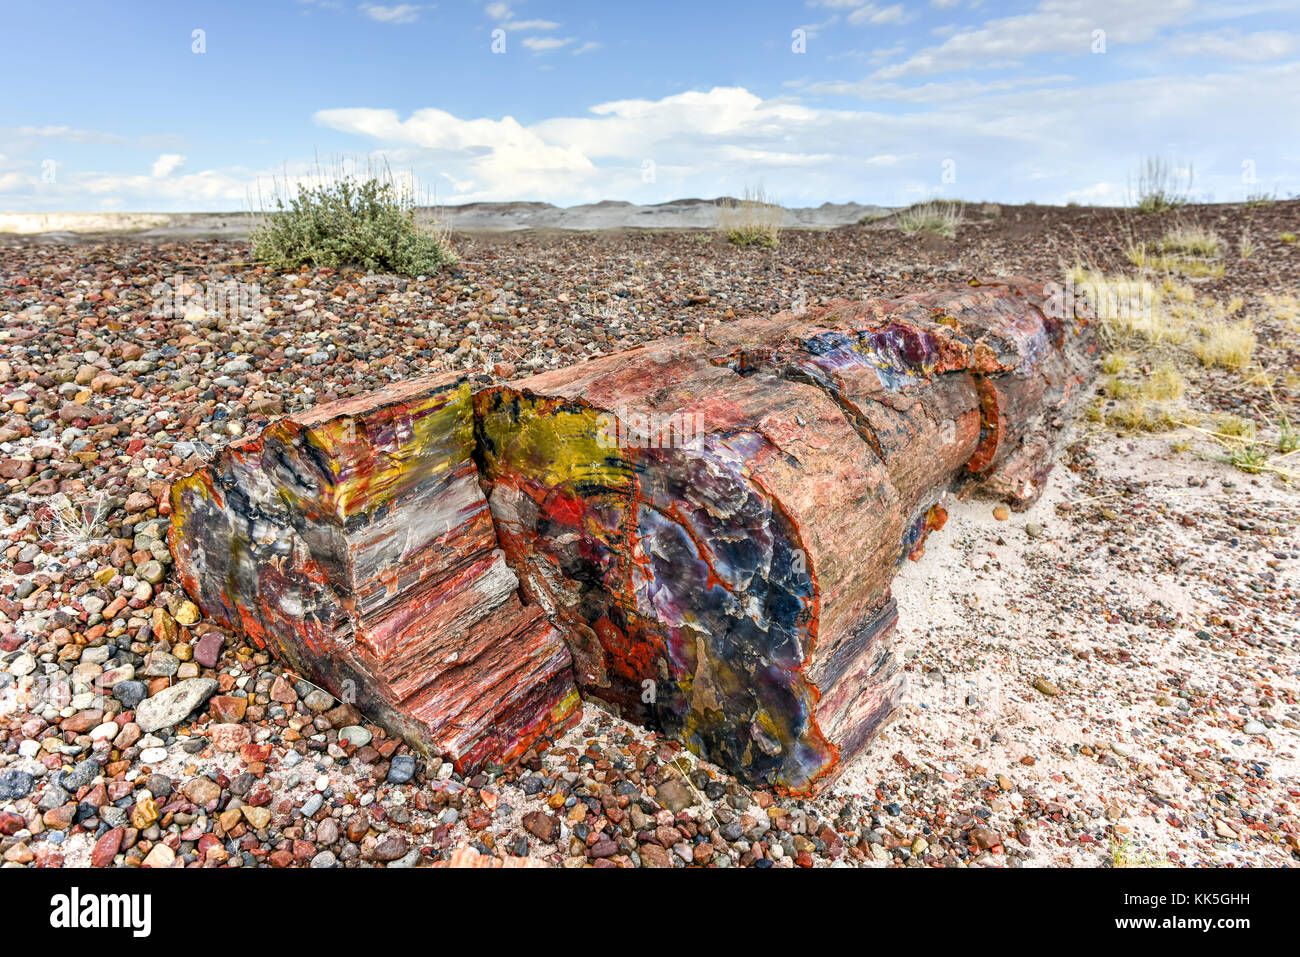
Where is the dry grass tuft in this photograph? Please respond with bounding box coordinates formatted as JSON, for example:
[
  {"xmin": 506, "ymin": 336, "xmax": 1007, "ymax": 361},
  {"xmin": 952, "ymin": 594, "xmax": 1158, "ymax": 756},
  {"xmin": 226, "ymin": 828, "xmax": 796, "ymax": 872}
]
[
  {"xmin": 1264, "ymin": 293, "xmax": 1300, "ymax": 331},
  {"xmin": 897, "ymin": 201, "xmax": 962, "ymax": 239},
  {"xmin": 1157, "ymin": 225, "xmax": 1221, "ymax": 257},
  {"xmin": 1072, "ymin": 267, "xmax": 1282, "ymax": 468},
  {"xmin": 41, "ymin": 493, "xmax": 110, "ymax": 551},
  {"xmin": 1130, "ymin": 156, "xmax": 1193, "ymax": 214},
  {"xmin": 1192, "ymin": 321, "xmax": 1256, "ymax": 370},
  {"xmin": 719, "ymin": 186, "xmax": 783, "ymax": 248}
]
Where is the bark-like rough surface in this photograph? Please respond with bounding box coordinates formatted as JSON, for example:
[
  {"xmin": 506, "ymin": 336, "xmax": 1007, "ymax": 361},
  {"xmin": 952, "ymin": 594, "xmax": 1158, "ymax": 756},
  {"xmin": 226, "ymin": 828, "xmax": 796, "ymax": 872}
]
[
  {"xmin": 474, "ymin": 279, "xmax": 1093, "ymax": 794},
  {"xmin": 168, "ymin": 372, "xmax": 581, "ymax": 774},
  {"xmin": 171, "ymin": 279, "xmax": 1093, "ymax": 794}
]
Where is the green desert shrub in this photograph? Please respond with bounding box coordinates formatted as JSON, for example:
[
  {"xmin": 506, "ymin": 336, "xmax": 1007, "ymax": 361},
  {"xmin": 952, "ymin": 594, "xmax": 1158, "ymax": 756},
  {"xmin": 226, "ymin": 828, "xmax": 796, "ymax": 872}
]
[{"xmin": 252, "ymin": 166, "xmax": 454, "ymax": 276}]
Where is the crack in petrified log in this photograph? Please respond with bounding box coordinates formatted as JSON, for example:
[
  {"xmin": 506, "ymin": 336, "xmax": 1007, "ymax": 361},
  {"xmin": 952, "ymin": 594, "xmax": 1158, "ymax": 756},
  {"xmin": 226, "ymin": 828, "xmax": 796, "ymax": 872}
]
[
  {"xmin": 170, "ymin": 279, "xmax": 1094, "ymax": 794},
  {"xmin": 168, "ymin": 374, "xmax": 581, "ymax": 774}
]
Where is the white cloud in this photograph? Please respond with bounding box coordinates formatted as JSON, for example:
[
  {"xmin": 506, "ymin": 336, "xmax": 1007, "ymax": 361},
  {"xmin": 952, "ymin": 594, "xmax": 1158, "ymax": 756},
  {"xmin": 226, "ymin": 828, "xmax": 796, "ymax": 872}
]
[
  {"xmin": 8, "ymin": 53, "xmax": 1300, "ymax": 212},
  {"xmin": 0, "ymin": 162, "xmax": 261, "ymax": 209},
  {"xmin": 313, "ymin": 66, "xmax": 1300, "ymax": 206},
  {"xmin": 360, "ymin": 4, "xmax": 422, "ymax": 25},
  {"xmin": 1063, "ymin": 180, "xmax": 1126, "ymax": 204},
  {"xmin": 1165, "ymin": 29, "xmax": 1299, "ymax": 61},
  {"xmin": 795, "ymin": 74, "xmax": 1075, "ymax": 101},
  {"xmin": 150, "ymin": 154, "xmax": 186, "ymax": 178},
  {"xmin": 848, "ymin": 3, "xmax": 911, "ymax": 26},
  {"xmin": 522, "ymin": 35, "xmax": 573, "ymax": 51},
  {"xmin": 874, "ymin": 0, "xmax": 1195, "ymax": 78},
  {"xmin": 5, "ymin": 126, "xmax": 128, "ymax": 145},
  {"xmin": 572, "ymin": 41, "xmax": 602, "ymax": 55},
  {"xmin": 505, "ymin": 18, "xmax": 559, "ymax": 30},
  {"xmin": 808, "ymin": 0, "xmax": 914, "ymax": 24}
]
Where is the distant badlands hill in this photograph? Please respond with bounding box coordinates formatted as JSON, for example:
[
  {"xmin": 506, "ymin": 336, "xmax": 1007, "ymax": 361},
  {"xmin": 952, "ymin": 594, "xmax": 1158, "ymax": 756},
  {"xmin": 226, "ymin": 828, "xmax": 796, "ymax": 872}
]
[{"xmin": 0, "ymin": 197, "xmax": 891, "ymax": 239}]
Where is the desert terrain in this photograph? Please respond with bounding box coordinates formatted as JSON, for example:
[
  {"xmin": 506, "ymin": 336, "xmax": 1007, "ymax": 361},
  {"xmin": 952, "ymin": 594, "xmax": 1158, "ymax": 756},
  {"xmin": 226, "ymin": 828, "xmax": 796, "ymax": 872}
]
[{"xmin": 1, "ymin": 200, "xmax": 1297, "ymax": 868}]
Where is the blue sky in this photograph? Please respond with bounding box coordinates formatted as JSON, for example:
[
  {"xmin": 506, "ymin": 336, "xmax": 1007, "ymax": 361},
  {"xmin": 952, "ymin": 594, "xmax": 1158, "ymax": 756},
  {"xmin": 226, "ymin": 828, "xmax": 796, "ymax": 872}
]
[{"xmin": 3, "ymin": 0, "xmax": 1299, "ymax": 210}]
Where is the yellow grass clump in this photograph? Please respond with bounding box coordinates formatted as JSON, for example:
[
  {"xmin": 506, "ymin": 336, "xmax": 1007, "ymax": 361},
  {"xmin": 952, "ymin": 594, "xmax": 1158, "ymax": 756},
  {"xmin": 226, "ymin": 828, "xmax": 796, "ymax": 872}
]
[
  {"xmin": 1157, "ymin": 225, "xmax": 1221, "ymax": 257},
  {"xmin": 897, "ymin": 201, "xmax": 962, "ymax": 239},
  {"xmin": 1192, "ymin": 321, "xmax": 1256, "ymax": 370},
  {"xmin": 718, "ymin": 186, "xmax": 783, "ymax": 248}
]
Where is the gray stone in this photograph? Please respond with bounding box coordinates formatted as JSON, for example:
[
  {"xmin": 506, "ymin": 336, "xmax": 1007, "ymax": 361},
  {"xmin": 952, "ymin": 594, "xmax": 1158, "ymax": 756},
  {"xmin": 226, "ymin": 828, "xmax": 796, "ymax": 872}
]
[
  {"xmin": 387, "ymin": 754, "xmax": 416, "ymax": 784},
  {"xmin": 143, "ymin": 651, "xmax": 180, "ymax": 677},
  {"xmin": 59, "ymin": 758, "xmax": 101, "ymax": 790},
  {"xmin": 0, "ymin": 769, "xmax": 35, "ymax": 800},
  {"xmin": 339, "ymin": 726, "xmax": 371, "ymax": 748},
  {"xmin": 113, "ymin": 680, "xmax": 147, "ymax": 709},
  {"xmin": 134, "ymin": 678, "xmax": 218, "ymax": 733},
  {"xmin": 303, "ymin": 689, "xmax": 334, "ymax": 712}
]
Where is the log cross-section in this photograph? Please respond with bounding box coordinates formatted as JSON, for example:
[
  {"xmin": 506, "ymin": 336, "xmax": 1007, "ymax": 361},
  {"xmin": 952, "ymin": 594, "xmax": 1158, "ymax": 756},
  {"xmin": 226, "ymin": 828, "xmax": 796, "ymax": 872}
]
[
  {"xmin": 170, "ymin": 279, "xmax": 1094, "ymax": 793},
  {"xmin": 168, "ymin": 373, "xmax": 581, "ymax": 774}
]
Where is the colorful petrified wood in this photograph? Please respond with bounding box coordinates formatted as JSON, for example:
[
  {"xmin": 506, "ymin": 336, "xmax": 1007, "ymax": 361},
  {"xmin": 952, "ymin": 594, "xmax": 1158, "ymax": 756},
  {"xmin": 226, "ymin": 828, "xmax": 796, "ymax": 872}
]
[
  {"xmin": 170, "ymin": 279, "xmax": 1092, "ymax": 795},
  {"xmin": 709, "ymin": 278, "xmax": 1094, "ymax": 510},
  {"xmin": 169, "ymin": 372, "xmax": 581, "ymax": 773},
  {"xmin": 473, "ymin": 279, "xmax": 1093, "ymax": 794},
  {"xmin": 474, "ymin": 347, "xmax": 902, "ymax": 795}
]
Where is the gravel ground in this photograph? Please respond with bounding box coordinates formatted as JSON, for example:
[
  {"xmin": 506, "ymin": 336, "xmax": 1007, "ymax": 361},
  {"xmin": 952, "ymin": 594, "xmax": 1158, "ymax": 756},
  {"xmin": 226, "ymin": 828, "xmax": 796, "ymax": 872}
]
[{"xmin": 1, "ymin": 201, "xmax": 1297, "ymax": 868}]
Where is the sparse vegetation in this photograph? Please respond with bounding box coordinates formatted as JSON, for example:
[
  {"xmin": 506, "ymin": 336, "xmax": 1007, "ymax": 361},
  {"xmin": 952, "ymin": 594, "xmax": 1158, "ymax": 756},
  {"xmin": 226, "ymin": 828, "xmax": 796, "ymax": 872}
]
[
  {"xmin": 41, "ymin": 493, "xmax": 109, "ymax": 551},
  {"xmin": 1157, "ymin": 225, "xmax": 1220, "ymax": 257},
  {"xmin": 252, "ymin": 161, "xmax": 454, "ymax": 277},
  {"xmin": 1130, "ymin": 156, "xmax": 1193, "ymax": 214},
  {"xmin": 1100, "ymin": 352, "xmax": 1129, "ymax": 374},
  {"xmin": 897, "ymin": 201, "xmax": 962, "ymax": 239},
  {"xmin": 1094, "ymin": 359, "xmax": 1187, "ymax": 432},
  {"xmin": 1125, "ymin": 224, "xmax": 1224, "ymax": 276},
  {"xmin": 1264, "ymin": 293, "xmax": 1300, "ymax": 330},
  {"xmin": 1212, "ymin": 413, "xmax": 1257, "ymax": 439},
  {"xmin": 1191, "ymin": 320, "xmax": 1256, "ymax": 370},
  {"xmin": 1229, "ymin": 443, "xmax": 1270, "ymax": 473},
  {"xmin": 1277, "ymin": 415, "xmax": 1297, "ymax": 454},
  {"xmin": 1076, "ymin": 268, "xmax": 1269, "ymax": 439},
  {"xmin": 1110, "ymin": 838, "xmax": 1171, "ymax": 868},
  {"xmin": 1076, "ymin": 262, "xmax": 1299, "ymax": 479},
  {"xmin": 718, "ymin": 186, "xmax": 783, "ymax": 248}
]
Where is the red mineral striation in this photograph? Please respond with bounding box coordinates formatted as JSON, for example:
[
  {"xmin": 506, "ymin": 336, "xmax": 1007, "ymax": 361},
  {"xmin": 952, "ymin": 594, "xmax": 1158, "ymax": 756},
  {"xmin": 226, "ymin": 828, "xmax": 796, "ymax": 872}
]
[
  {"xmin": 171, "ymin": 280, "xmax": 1094, "ymax": 792},
  {"xmin": 169, "ymin": 372, "xmax": 580, "ymax": 774}
]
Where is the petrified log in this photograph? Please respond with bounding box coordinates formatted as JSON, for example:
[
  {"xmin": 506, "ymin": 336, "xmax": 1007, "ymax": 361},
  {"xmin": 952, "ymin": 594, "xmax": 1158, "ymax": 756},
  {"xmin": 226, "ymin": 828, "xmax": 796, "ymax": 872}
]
[
  {"xmin": 708, "ymin": 278, "xmax": 1094, "ymax": 509},
  {"xmin": 473, "ymin": 279, "xmax": 1092, "ymax": 794},
  {"xmin": 168, "ymin": 372, "xmax": 581, "ymax": 773},
  {"xmin": 170, "ymin": 279, "xmax": 1092, "ymax": 794}
]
